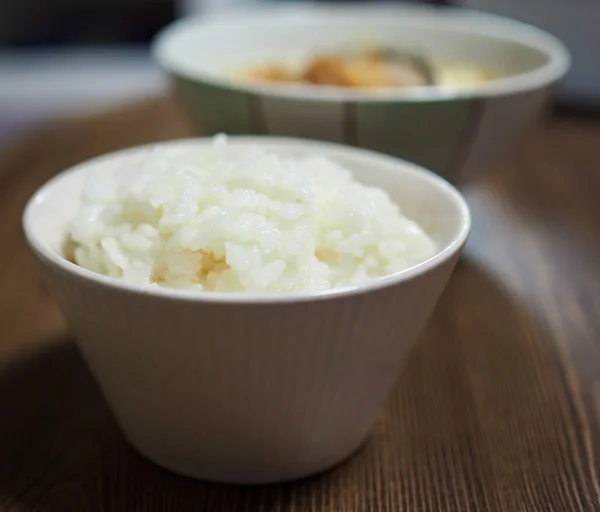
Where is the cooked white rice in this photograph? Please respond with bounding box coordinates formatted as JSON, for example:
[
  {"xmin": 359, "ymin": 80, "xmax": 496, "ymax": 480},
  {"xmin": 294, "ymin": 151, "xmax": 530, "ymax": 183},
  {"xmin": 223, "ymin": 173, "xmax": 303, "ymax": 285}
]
[{"xmin": 68, "ymin": 136, "xmax": 436, "ymax": 293}]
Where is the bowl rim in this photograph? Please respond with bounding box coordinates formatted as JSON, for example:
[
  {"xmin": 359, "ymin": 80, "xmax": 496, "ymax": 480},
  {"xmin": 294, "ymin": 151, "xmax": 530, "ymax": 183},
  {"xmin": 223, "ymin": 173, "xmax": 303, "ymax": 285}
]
[
  {"xmin": 23, "ymin": 136, "xmax": 471, "ymax": 305},
  {"xmin": 151, "ymin": 3, "xmax": 571, "ymax": 103}
]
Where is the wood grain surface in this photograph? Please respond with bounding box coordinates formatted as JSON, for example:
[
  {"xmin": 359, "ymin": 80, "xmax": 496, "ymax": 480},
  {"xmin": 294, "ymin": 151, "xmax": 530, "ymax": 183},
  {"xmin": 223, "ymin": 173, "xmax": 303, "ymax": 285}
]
[{"xmin": 0, "ymin": 98, "xmax": 599, "ymax": 511}]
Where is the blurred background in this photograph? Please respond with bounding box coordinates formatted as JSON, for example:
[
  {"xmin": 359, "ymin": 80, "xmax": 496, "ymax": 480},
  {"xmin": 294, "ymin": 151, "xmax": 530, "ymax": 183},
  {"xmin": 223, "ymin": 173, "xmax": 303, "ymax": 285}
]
[{"xmin": 1, "ymin": 0, "xmax": 598, "ymax": 142}]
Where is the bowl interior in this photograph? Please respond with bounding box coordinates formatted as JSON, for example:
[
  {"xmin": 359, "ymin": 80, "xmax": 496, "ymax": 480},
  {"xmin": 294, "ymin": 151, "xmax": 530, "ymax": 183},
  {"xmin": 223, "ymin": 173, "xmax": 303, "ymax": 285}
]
[
  {"xmin": 154, "ymin": 4, "xmax": 569, "ymax": 100},
  {"xmin": 24, "ymin": 138, "xmax": 470, "ymax": 298}
]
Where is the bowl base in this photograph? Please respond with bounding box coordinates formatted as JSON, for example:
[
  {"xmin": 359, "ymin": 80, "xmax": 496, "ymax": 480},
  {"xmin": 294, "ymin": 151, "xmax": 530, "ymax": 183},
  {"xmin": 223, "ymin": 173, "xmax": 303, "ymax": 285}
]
[{"xmin": 127, "ymin": 433, "xmax": 368, "ymax": 485}]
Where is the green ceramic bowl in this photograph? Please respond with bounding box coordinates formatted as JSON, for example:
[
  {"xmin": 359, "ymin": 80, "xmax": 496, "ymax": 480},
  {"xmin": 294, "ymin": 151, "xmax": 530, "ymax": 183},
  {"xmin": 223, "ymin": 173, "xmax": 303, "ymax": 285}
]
[{"xmin": 152, "ymin": 4, "xmax": 569, "ymax": 182}]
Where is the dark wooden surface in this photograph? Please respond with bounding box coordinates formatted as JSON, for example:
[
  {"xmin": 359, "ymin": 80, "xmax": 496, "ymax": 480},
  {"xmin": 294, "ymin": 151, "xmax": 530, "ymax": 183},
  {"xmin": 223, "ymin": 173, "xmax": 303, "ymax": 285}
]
[{"xmin": 1, "ymin": 98, "xmax": 599, "ymax": 511}]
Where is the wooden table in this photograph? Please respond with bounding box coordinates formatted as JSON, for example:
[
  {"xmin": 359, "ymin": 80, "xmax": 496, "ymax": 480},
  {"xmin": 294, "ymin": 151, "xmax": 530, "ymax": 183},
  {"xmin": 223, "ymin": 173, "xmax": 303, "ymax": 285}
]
[{"xmin": 1, "ymin": 98, "xmax": 599, "ymax": 511}]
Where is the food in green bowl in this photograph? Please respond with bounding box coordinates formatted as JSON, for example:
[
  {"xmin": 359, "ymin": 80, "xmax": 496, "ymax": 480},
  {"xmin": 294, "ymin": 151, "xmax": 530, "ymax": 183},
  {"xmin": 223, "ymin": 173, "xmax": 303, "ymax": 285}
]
[
  {"xmin": 244, "ymin": 44, "xmax": 495, "ymax": 89},
  {"xmin": 152, "ymin": 4, "xmax": 569, "ymax": 182}
]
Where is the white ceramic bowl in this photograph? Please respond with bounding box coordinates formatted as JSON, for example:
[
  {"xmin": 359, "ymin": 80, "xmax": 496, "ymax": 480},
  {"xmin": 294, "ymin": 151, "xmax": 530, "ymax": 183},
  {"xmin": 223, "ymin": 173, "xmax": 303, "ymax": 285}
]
[
  {"xmin": 23, "ymin": 137, "xmax": 470, "ymax": 484},
  {"xmin": 152, "ymin": 3, "xmax": 570, "ymax": 182}
]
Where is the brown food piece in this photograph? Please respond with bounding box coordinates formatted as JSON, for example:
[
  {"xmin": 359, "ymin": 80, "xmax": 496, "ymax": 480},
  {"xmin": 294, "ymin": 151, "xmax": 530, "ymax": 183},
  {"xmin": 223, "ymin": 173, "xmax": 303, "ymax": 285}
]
[
  {"xmin": 303, "ymin": 55, "xmax": 396, "ymax": 87},
  {"xmin": 247, "ymin": 65, "xmax": 296, "ymax": 83}
]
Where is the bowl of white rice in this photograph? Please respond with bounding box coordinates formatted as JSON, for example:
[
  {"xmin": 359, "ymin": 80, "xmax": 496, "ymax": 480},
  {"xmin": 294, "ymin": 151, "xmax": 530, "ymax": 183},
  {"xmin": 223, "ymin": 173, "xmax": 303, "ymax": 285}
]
[{"xmin": 23, "ymin": 136, "xmax": 470, "ymax": 484}]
